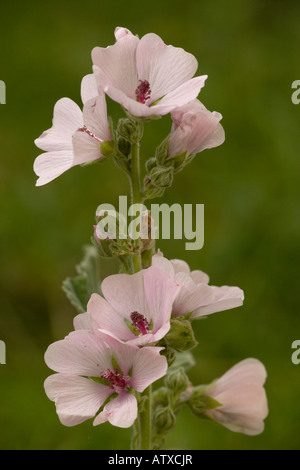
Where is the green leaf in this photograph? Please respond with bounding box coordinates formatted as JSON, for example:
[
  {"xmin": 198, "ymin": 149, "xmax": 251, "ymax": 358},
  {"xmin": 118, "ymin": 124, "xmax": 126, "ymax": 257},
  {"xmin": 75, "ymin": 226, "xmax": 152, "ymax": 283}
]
[{"xmin": 62, "ymin": 245, "xmax": 101, "ymax": 313}]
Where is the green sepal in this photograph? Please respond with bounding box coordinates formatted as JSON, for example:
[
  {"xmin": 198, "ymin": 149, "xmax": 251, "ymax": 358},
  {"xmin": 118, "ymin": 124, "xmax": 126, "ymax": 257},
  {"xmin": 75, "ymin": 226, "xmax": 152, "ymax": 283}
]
[{"xmin": 164, "ymin": 317, "xmax": 198, "ymax": 352}]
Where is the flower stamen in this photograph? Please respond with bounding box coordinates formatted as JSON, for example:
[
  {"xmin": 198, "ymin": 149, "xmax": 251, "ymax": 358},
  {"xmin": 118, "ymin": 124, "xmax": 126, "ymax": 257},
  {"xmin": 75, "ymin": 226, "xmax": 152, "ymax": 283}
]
[
  {"xmin": 101, "ymin": 369, "xmax": 130, "ymax": 391},
  {"xmin": 130, "ymin": 311, "xmax": 151, "ymax": 336},
  {"xmin": 135, "ymin": 80, "xmax": 151, "ymax": 104}
]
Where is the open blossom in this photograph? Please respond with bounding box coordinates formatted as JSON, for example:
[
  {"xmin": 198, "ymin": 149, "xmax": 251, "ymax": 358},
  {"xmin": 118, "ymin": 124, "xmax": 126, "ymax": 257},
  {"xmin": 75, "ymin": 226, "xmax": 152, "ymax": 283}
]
[
  {"xmin": 34, "ymin": 75, "xmax": 110, "ymax": 186},
  {"xmin": 168, "ymin": 99, "xmax": 225, "ymax": 158},
  {"xmin": 152, "ymin": 253, "xmax": 244, "ymax": 318},
  {"xmin": 74, "ymin": 266, "xmax": 180, "ymax": 346},
  {"xmin": 44, "ymin": 329, "xmax": 167, "ymax": 428},
  {"xmin": 92, "ymin": 27, "xmax": 207, "ymax": 119},
  {"xmin": 203, "ymin": 358, "xmax": 268, "ymax": 435}
]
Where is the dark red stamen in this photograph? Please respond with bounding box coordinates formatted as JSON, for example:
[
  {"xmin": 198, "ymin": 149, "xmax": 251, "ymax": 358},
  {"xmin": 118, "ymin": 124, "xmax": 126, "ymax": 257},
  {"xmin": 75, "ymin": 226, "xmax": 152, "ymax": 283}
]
[
  {"xmin": 135, "ymin": 80, "xmax": 151, "ymax": 104},
  {"xmin": 130, "ymin": 311, "xmax": 150, "ymax": 335},
  {"xmin": 101, "ymin": 369, "xmax": 130, "ymax": 391},
  {"xmin": 77, "ymin": 125, "xmax": 102, "ymax": 142}
]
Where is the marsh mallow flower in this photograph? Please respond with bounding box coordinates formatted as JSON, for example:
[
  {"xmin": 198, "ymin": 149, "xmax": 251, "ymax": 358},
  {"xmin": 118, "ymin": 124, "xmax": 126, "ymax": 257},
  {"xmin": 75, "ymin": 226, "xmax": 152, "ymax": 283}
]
[
  {"xmin": 44, "ymin": 329, "xmax": 167, "ymax": 428},
  {"xmin": 203, "ymin": 358, "xmax": 268, "ymax": 435},
  {"xmin": 92, "ymin": 27, "xmax": 207, "ymax": 119},
  {"xmin": 74, "ymin": 265, "xmax": 179, "ymax": 346},
  {"xmin": 152, "ymin": 253, "xmax": 244, "ymax": 318},
  {"xmin": 34, "ymin": 75, "xmax": 111, "ymax": 185},
  {"xmin": 168, "ymin": 99, "xmax": 225, "ymax": 160}
]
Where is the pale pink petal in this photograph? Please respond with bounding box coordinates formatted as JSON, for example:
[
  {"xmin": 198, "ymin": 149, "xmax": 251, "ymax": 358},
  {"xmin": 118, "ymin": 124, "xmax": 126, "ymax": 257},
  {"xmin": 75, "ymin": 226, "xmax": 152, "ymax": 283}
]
[
  {"xmin": 114, "ymin": 27, "xmax": 134, "ymax": 41},
  {"xmin": 171, "ymin": 259, "xmax": 191, "ymax": 274},
  {"xmin": 34, "ymin": 98, "xmax": 83, "ymax": 152},
  {"xmin": 92, "ymin": 34, "xmax": 139, "ymax": 98},
  {"xmin": 81, "ymin": 74, "xmax": 99, "ymax": 105},
  {"xmin": 44, "ymin": 373, "xmax": 113, "ymax": 426},
  {"xmin": 83, "ymin": 92, "xmax": 111, "ymax": 141},
  {"xmin": 190, "ymin": 269, "xmax": 210, "ymax": 284},
  {"xmin": 87, "ymin": 293, "xmax": 133, "ymax": 341},
  {"xmin": 34, "ymin": 150, "xmax": 74, "ymax": 186},
  {"xmin": 191, "ymin": 285, "xmax": 244, "ymax": 318},
  {"xmin": 152, "ymin": 254, "xmax": 175, "ymax": 279},
  {"xmin": 136, "ymin": 33, "xmax": 198, "ymax": 103},
  {"xmin": 72, "ymin": 130, "xmax": 102, "ymax": 165},
  {"xmin": 129, "ymin": 346, "xmax": 168, "ymax": 393},
  {"xmin": 152, "ymin": 76, "xmax": 207, "ymax": 115},
  {"xmin": 93, "ymin": 391, "xmax": 137, "ymax": 428},
  {"xmin": 173, "ymin": 282, "xmax": 215, "ymax": 317},
  {"xmin": 73, "ymin": 312, "xmax": 94, "ymax": 331},
  {"xmin": 101, "ymin": 271, "xmax": 151, "ymax": 321},
  {"xmin": 102, "ymin": 85, "xmax": 156, "ymax": 118},
  {"xmin": 44, "ymin": 330, "xmax": 112, "ymax": 377},
  {"xmin": 205, "ymin": 358, "xmax": 268, "ymax": 436},
  {"xmin": 194, "ymin": 120, "xmax": 225, "ymax": 154},
  {"xmin": 143, "ymin": 266, "xmax": 179, "ymax": 327}
]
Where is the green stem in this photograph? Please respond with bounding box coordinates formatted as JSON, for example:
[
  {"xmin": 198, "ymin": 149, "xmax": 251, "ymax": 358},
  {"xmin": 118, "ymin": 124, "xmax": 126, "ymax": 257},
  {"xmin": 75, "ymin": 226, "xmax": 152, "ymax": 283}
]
[
  {"xmin": 139, "ymin": 385, "xmax": 152, "ymax": 450},
  {"xmin": 130, "ymin": 141, "xmax": 143, "ymax": 273}
]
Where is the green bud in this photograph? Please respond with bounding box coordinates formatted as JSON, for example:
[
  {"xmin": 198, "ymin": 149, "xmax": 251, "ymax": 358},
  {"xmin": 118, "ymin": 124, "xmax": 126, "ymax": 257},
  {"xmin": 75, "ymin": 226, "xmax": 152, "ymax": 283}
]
[
  {"xmin": 188, "ymin": 385, "xmax": 222, "ymax": 418},
  {"xmin": 152, "ymin": 386, "xmax": 170, "ymax": 409},
  {"xmin": 165, "ymin": 151, "xmax": 188, "ymax": 172},
  {"xmin": 154, "ymin": 406, "xmax": 176, "ymax": 434},
  {"xmin": 165, "ymin": 317, "xmax": 198, "ymax": 352},
  {"xmin": 165, "ymin": 367, "xmax": 189, "ymax": 394},
  {"xmin": 145, "ymin": 157, "xmax": 157, "ymax": 173},
  {"xmin": 117, "ymin": 136, "xmax": 131, "ymax": 157},
  {"xmin": 117, "ymin": 117, "xmax": 144, "ymax": 143},
  {"xmin": 155, "ymin": 136, "xmax": 170, "ymax": 166},
  {"xmin": 100, "ymin": 140, "xmax": 115, "ymax": 157}
]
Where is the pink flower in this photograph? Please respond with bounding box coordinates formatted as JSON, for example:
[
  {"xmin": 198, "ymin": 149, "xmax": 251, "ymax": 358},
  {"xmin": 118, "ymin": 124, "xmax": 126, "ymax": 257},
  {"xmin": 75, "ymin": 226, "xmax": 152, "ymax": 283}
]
[
  {"xmin": 152, "ymin": 253, "xmax": 244, "ymax": 318},
  {"xmin": 168, "ymin": 99, "xmax": 225, "ymax": 158},
  {"xmin": 34, "ymin": 75, "xmax": 111, "ymax": 186},
  {"xmin": 74, "ymin": 266, "xmax": 179, "ymax": 346},
  {"xmin": 92, "ymin": 27, "xmax": 207, "ymax": 119},
  {"xmin": 204, "ymin": 358, "xmax": 268, "ymax": 435},
  {"xmin": 44, "ymin": 329, "xmax": 167, "ymax": 428}
]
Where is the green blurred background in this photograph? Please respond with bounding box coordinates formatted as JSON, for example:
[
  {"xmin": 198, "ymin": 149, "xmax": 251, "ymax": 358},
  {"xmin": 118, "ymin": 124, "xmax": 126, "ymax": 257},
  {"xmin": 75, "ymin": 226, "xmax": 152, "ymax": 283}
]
[{"xmin": 0, "ymin": 0, "xmax": 299, "ymax": 450}]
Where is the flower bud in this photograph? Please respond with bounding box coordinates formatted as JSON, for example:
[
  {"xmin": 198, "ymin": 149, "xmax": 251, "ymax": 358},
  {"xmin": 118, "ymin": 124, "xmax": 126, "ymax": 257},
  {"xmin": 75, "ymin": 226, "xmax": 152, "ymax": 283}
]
[
  {"xmin": 165, "ymin": 317, "xmax": 198, "ymax": 352},
  {"xmin": 117, "ymin": 117, "xmax": 144, "ymax": 143},
  {"xmin": 152, "ymin": 386, "xmax": 170, "ymax": 409},
  {"xmin": 165, "ymin": 367, "xmax": 189, "ymax": 394},
  {"xmin": 154, "ymin": 406, "xmax": 176, "ymax": 434}
]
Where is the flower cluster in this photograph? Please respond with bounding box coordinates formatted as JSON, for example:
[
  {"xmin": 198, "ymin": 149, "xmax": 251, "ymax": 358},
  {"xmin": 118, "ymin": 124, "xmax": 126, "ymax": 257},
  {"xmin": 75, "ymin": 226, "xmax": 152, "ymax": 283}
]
[{"xmin": 36, "ymin": 27, "xmax": 268, "ymax": 449}]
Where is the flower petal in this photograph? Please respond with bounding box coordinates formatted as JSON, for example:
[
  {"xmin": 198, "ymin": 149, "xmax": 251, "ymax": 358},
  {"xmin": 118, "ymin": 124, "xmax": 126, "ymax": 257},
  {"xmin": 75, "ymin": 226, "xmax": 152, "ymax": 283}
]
[
  {"xmin": 136, "ymin": 33, "xmax": 198, "ymax": 103},
  {"xmin": 93, "ymin": 391, "xmax": 137, "ymax": 428},
  {"xmin": 44, "ymin": 330, "xmax": 112, "ymax": 377},
  {"xmin": 152, "ymin": 76, "xmax": 207, "ymax": 115},
  {"xmin": 191, "ymin": 285, "xmax": 244, "ymax": 318},
  {"xmin": 101, "ymin": 271, "xmax": 151, "ymax": 321},
  {"xmin": 81, "ymin": 74, "xmax": 99, "ymax": 105},
  {"xmin": 33, "ymin": 150, "xmax": 74, "ymax": 186},
  {"xmin": 44, "ymin": 373, "xmax": 112, "ymax": 426},
  {"xmin": 92, "ymin": 34, "xmax": 139, "ymax": 99},
  {"xmin": 87, "ymin": 293, "xmax": 133, "ymax": 341},
  {"xmin": 35, "ymin": 98, "xmax": 83, "ymax": 152},
  {"xmin": 72, "ymin": 130, "xmax": 102, "ymax": 165},
  {"xmin": 83, "ymin": 92, "xmax": 111, "ymax": 142}
]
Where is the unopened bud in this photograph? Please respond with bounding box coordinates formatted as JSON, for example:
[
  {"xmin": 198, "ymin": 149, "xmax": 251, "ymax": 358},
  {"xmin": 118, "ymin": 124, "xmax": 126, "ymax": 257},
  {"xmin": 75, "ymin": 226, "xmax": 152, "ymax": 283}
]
[
  {"xmin": 165, "ymin": 367, "xmax": 189, "ymax": 394},
  {"xmin": 117, "ymin": 117, "xmax": 144, "ymax": 143},
  {"xmin": 154, "ymin": 406, "xmax": 176, "ymax": 434},
  {"xmin": 165, "ymin": 317, "xmax": 198, "ymax": 352}
]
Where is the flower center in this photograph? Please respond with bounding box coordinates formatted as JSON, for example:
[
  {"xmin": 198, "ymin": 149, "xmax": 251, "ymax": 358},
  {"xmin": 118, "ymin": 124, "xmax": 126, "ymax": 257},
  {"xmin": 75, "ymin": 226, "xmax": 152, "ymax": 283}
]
[
  {"xmin": 130, "ymin": 311, "xmax": 150, "ymax": 335},
  {"xmin": 101, "ymin": 369, "xmax": 130, "ymax": 392},
  {"xmin": 135, "ymin": 80, "xmax": 151, "ymax": 104},
  {"xmin": 76, "ymin": 125, "xmax": 102, "ymax": 142}
]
